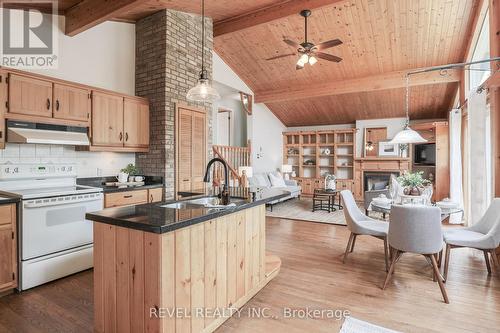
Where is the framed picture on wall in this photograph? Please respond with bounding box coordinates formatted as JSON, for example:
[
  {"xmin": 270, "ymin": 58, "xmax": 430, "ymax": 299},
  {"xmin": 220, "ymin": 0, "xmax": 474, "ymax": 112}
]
[{"xmin": 378, "ymin": 141, "xmax": 399, "ymax": 157}]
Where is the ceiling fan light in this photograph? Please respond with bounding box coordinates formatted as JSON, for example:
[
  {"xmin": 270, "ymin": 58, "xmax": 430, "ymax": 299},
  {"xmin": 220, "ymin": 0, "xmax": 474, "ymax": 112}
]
[
  {"xmin": 187, "ymin": 77, "xmax": 220, "ymax": 102},
  {"xmin": 299, "ymin": 54, "xmax": 309, "ymax": 64},
  {"xmin": 296, "ymin": 58, "xmax": 305, "ymax": 68},
  {"xmin": 308, "ymin": 56, "xmax": 317, "ymax": 65}
]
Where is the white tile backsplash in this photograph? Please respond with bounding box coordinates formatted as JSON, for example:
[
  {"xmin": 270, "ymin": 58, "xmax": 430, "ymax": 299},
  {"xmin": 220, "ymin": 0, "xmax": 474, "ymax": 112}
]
[
  {"xmin": 35, "ymin": 144, "xmax": 51, "ymax": 157},
  {"xmin": 0, "ymin": 143, "xmax": 135, "ymax": 177}
]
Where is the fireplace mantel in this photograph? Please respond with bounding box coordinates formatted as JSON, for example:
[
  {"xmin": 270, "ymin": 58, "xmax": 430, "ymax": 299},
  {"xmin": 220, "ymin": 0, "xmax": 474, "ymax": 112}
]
[{"xmin": 353, "ymin": 158, "xmax": 411, "ymax": 199}]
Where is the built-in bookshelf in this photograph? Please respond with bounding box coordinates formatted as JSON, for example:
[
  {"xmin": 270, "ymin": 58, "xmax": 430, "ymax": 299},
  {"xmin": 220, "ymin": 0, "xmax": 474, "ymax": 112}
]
[{"xmin": 283, "ymin": 129, "xmax": 356, "ymax": 195}]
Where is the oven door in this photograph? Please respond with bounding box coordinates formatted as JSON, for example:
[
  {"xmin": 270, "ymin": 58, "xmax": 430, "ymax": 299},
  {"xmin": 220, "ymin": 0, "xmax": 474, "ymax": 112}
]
[{"xmin": 21, "ymin": 192, "xmax": 103, "ymax": 260}]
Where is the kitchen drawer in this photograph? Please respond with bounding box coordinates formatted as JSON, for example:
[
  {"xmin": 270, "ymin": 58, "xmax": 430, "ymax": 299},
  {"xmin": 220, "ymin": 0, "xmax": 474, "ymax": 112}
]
[
  {"xmin": 105, "ymin": 190, "xmax": 148, "ymax": 208},
  {"xmin": 148, "ymin": 188, "xmax": 163, "ymax": 203},
  {"xmin": 0, "ymin": 204, "xmax": 14, "ymax": 225}
]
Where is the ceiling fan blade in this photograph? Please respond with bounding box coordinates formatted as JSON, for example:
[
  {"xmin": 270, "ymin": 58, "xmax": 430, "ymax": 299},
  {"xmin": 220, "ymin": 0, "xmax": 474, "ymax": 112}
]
[
  {"xmin": 266, "ymin": 53, "xmax": 296, "ymax": 61},
  {"xmin": 315, "ymin": 39, "xmax": 342, "ymax": 51},
  {"xmin": 315, "ymin": 52, "xmax": 342, "ymax": 62},
  {"xmin": 283, "ymin": 38, "xmax": 300, "ymax": 48},
  {"xmin": 296, "ymin": 65, "xmax": 304, "ymax": 70}
]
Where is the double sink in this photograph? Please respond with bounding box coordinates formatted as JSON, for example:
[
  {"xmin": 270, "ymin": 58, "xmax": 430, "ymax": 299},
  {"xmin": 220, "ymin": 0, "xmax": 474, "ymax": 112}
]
[{"xmin": 161, "ymin": 196, "xmax": 246, "ymax": 210}]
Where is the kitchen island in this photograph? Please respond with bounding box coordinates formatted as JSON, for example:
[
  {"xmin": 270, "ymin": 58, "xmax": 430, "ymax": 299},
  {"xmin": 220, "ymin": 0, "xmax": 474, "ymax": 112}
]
[{"xmin": 86, "ymin": 187, "xmax": 288, "ymax": 333}]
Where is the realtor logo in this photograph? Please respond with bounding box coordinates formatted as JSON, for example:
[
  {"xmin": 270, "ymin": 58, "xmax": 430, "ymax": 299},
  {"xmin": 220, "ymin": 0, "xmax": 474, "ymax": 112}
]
[{"xmin": 1, "ymin": 0, "xmax": 58, "ymax": 68}]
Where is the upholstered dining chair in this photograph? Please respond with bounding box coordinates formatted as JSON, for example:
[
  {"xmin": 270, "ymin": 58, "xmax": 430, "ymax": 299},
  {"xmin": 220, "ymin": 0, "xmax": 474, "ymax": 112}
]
[
  {"xmin": 443, "ymin": 198, "xmax": 500, "ymax": 282},
  {"xmin": 383, "ymin": 205, "xmax": 449, "ymax": 304},
  {"xmin": 340, "ymin": 190, "xmax": 389, "ymax": 271}
]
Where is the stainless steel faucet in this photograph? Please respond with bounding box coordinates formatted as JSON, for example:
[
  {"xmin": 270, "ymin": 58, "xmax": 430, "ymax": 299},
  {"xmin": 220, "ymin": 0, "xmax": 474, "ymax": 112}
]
[{"xmin": 203, "ymin": 157, "xmax": 230, "ymax": 205}]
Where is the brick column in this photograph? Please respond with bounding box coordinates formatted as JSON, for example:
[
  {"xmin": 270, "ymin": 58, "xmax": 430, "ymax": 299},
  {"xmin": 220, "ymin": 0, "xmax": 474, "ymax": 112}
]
[{"xmin": 135, "ymin": 10, "xmax": 213, "ymax": 199}]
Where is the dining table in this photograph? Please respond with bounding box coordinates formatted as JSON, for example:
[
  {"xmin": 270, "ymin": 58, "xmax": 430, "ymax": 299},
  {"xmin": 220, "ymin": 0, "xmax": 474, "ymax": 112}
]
[{"xmin": 370, "ymin": 200, "xmax": 464, "ymax": 222}]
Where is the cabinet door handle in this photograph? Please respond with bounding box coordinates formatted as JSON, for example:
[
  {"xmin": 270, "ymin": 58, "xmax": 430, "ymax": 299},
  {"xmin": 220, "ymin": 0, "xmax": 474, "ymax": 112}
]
[
  {"xmin": 46, "ymin": 98, "xmax": 51, "ymax": 110},
  {"xmin": 125, "ymin": 132, "xmax": 129, "ymax": 141},
  {"xmin": 150, "ymin": 194, "xmax": 153, "ymax": 202},
  {"xmin": 123, "ymin": 195, "xmax": 133, "ymax": 198},
  {"xmin": 183, "ymin": 179, "xmax": 189, "ymax": 182},
  {"xmin": 119, "ymin": 132, "xmax": 123, "ymax": 141},
  {"xmin": 55, "ymin": 100, "xmax": 60, "ymax": 111}
]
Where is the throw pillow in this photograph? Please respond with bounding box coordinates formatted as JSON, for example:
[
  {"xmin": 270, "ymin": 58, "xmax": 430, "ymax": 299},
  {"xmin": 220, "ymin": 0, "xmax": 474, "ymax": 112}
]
[
  {"xmin": 269, "ymin": 172, "xmax": 286, "ymax": 188},
  {"xmin": 254, "ymin": 174, "xmax": 269, "ymax": 187}
]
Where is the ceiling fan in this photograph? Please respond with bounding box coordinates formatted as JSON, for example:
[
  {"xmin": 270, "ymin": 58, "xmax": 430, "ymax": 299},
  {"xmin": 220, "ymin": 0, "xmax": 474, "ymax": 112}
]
[{"xmin": 266, "ymin": 9, "xmax": 343, "ymax": 69}]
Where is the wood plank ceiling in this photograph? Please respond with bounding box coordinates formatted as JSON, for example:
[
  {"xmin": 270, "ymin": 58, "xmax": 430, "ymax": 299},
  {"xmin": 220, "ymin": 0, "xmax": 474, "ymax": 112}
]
[
  {"xmin": 10, "ymin": 0, "xmax": 480, "ymax": 126},
  {"xmin": 214, "ymin": 0, "xmax": 479, "ymax": 126}
]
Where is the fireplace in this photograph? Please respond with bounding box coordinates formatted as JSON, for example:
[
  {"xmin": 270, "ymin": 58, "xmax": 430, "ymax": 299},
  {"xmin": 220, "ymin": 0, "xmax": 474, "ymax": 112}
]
[{"xmin": 364, "ymin": 171, "xmax": 400, "ymax": 191}]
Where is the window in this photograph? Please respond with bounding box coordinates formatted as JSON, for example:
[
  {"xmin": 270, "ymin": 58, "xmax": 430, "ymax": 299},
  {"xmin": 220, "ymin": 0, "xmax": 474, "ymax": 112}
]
[{"xmin": 468, "ymin": 10, "xmax": 490, "ymax": 92}]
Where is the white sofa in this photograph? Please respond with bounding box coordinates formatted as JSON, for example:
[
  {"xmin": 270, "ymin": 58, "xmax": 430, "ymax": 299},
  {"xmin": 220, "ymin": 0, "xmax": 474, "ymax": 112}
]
[{"xmin": 248, "ymin": 172, "xmax": 301, "ymax": 210}]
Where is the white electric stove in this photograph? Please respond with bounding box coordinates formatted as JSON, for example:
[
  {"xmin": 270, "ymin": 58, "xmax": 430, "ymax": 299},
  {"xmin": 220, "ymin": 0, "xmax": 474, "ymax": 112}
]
[{"xmin": 0, "ymin": 163, "xmax": 103, "ymax": 290}]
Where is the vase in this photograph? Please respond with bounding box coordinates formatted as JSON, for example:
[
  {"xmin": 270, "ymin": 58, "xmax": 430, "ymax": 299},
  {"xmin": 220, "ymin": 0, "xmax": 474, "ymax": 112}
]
[{"xmin": 404, "ymin": 186, "xmax": 422, "ymax": 196}]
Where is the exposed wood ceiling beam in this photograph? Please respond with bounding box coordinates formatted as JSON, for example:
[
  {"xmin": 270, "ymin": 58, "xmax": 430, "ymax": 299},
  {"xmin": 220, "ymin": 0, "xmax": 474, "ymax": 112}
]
[
  {"xmin": 213, "ymin": 0, "xmax": 344, "ymax": 37},
  {"xmin": 254, "ymin": 70, "xmax": 461, "ymax": 103},
  {"xmin": 65, "ymin": 0, "xmax": 143, "ymax": 36}
]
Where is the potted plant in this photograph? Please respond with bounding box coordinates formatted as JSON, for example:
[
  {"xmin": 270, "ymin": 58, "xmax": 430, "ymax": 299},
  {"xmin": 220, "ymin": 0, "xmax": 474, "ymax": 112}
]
[
  {"xmin": 120, "ymin": 164, "xmax": 140, "ymax": 182},
  {"xmin": 397, "ymin": 171, "xmax": 430, "ymax": 196}
]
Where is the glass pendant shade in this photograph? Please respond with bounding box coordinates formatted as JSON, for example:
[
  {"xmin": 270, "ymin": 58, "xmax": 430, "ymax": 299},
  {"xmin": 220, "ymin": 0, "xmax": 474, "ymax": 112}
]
[
  {"xmin": 186, "ymin": 0, "xmax": 220, "ymax": 102},
  {"xmin": 390, "ymin": 125, "xmax": 427, "ymax": 144},
  {"xmin": 187, "ymin": 76, "xmax": 220, "ymax": 102}
]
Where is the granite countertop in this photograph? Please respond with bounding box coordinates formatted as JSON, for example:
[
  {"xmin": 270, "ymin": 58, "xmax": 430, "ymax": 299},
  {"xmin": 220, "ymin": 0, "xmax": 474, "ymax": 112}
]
[
  {"xmin": 77, "ymin": 176, "xmax": 163, "ymax": 193},
  {"xmin": 86, "ymin": 187, "xmax": 288, "ymax": 234},
  {"xmin": 0, "ymin": 196, "xmax": 20, "ymax": 204}
]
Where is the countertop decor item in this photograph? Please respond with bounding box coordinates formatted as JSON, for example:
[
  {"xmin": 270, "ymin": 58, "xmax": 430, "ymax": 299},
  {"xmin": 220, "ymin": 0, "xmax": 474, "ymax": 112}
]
[
  {"xmin": 304, "ymin": 159, "xmax": 315, "ymax": 165},
  {"xmin": 120, "ymin": 163, "xmax": 139, "ymax": 176},
  {"xmin": 186, "ymin": 0, "xmax": 220, "ymax": 102}
]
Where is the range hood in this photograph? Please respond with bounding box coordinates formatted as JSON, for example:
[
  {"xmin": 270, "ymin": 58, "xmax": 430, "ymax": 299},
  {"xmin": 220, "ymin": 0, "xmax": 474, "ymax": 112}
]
[{"xmin": 7, "ymin": 121, "xmax": 90, "ymax": 146}]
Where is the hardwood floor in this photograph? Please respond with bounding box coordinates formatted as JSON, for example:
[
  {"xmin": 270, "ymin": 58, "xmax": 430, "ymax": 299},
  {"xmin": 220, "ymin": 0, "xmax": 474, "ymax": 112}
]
[{"xmin": 0, "ymin": 217, "xmax": 498, "ymax": 333}]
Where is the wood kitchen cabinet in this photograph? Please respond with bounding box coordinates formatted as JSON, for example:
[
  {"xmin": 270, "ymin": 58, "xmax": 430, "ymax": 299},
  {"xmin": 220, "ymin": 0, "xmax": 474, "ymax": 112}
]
[
  {"xmin": 148, "ymin": 188, "xmax": 163, "ymax": 203},
  {"xmin": 105, "ymin": 188, "xmax": 163, "ymax": 208},
  {"xmin": 0, "ymin": 68, "xmax": 150, "ymax": 152},
  {"xmin": 91, "ymin": 91, "xmax": 124, "ymax": 147},
  {"xmin": 0, "ymin": 70, "xmax": 7, "ymax": 149},
  {"xmin": 175, "ymin": 105, "xmax": 207, "ymax": 196},
  {"xmin": 0, "ymin": 204, "xmax": 17, "ymax": 292},
  {"xmin": 104, "ymin": 190, "xmax": 148, "ymax": 208},
  {"xmin": 90, "ymin": 92, "xmax": 149, "ymax": 152},
  {"xmin": 53, "ymin": 83, "xmax": 90, "ymax": 122},
  {"xmin": 8, "ymin": 73, "xmax": 52, "ymax": 118},
  {"xmin": 123, "ymin": 97, "xmax": 149, "ymax": 148}
]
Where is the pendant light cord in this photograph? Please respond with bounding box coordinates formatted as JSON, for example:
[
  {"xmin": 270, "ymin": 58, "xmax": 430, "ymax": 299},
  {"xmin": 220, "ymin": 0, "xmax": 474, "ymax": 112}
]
[
  {"xmin": 405, "ymin": 74, "xmax": 410, "ymax": 128},
  {"xmin": 200, "ymin": 0, "xmax": 206, "ymax": 77}
]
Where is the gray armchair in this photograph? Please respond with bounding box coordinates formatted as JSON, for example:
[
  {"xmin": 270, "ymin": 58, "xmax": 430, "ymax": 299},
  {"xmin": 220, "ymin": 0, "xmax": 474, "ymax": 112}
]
[
  {"xmin": 383, "ymin": 205, "xmax": 448, "ymax": 303},
  {"xmin": 443, "ymin": 198, "xmax": 500, "ymax": 281},
  {"xmin": 364, "ymin": 189, "xmax": 389, "ymax": 217}
]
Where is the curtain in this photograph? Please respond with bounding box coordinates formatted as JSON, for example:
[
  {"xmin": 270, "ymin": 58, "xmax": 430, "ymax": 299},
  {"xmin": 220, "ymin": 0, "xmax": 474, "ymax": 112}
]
[
  {"xmin": 461, "ymin": 108, "xmax": 470, "ymax": 226},
  {"xmin": 449, "ymin": 109, "xmax": 464, "ymax": 224},
  {"xmin": 467, "ymin": 88, "xmax": 491, "ymax": 226}
]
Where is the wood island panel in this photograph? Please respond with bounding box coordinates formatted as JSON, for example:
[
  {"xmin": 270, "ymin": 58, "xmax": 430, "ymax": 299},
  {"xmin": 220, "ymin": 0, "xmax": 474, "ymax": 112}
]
[{"xmin": 92, "ymin": 204, "xmax": 279, "ymax": 333}]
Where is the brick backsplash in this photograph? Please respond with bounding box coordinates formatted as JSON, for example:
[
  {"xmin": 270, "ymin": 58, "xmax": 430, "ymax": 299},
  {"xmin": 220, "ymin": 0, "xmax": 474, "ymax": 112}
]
[
  {"xmin": 0, "ymin": 143, "xmax": 135, "ymax": 178},
  {"xmin": 135, "ymin": 9, "xmax": 213, "ymax": 200}
]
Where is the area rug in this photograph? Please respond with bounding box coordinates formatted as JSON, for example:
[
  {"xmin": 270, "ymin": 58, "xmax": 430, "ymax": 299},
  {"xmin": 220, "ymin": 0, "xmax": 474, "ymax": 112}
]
[
  {"xmin": 340, "ymin": 317, "xmax": 401, "ymax": 333},
  {"xmin": 266, "ymin": 198, "xmax": 346, "ymax": 226}
]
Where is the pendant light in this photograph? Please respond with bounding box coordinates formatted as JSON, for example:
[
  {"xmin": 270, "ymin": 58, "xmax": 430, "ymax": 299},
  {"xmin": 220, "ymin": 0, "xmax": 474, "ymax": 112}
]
[
  {"xmin": 186, "ymin": 0, "xmax": 220, "ymax": 102},
  {"xmin": 390, "ymin": 75, "xmax": 427, "ymax": 144}
]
